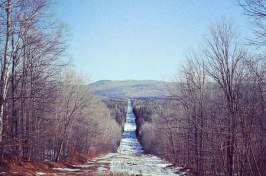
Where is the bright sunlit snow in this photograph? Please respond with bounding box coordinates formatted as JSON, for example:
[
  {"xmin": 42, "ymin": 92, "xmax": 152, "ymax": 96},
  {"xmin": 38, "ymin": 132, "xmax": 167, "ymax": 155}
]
[{"xmin": 117, "ymin": 99, "xmax": 143, "ymax": 155}]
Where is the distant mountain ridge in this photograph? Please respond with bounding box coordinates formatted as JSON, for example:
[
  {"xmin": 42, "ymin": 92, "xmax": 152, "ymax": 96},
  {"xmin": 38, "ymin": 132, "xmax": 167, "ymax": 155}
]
[{"xmin": 89, "ymin": 80, "xmax": 169, "ymax": 100}]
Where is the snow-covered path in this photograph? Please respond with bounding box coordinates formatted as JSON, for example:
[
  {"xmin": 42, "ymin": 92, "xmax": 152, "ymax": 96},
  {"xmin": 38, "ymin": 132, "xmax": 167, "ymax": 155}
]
[
  {"xmin": 117, "ymin": 99, "xmax": 143, "ymax": 155},
  {"xmin": 52, "ymin": 99, "xmax": 181, "ymax": 175}
]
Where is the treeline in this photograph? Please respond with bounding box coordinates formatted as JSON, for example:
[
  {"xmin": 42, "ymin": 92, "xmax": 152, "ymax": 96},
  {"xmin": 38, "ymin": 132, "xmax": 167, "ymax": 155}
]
[
  {"xmin": 0, "ymin": 0, "xmax": 126, "ymax": 162},
  {"xmin": 102, "ymin": 99, "xmax": 128, "ymax": 126},
  {"xmin": 134, "ymin": 1, "xmax": 266, "ymax": 176},
  {"xmin": 133, "ymin": 100, "xmax": 180, "ymax": 162}
]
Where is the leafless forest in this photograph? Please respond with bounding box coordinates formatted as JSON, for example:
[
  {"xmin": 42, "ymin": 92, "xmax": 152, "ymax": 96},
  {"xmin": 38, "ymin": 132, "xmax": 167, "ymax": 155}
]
[
  {"xmin": 133, "ymin": 1, "xmax": 266, "ymax": 176},
  {"xmin": 0, "ymin": 0, "xmax": 128, "ymax": 164},
  {"xmin": 0, "ymin": 0, "xmax": 266, "ymax": 176}
]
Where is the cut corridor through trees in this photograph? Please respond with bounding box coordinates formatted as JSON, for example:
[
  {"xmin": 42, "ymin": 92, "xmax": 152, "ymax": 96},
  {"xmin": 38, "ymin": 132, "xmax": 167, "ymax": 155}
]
[{"xmin": 52, "ymin": 99, "xmax": 183, "ymax": 175}]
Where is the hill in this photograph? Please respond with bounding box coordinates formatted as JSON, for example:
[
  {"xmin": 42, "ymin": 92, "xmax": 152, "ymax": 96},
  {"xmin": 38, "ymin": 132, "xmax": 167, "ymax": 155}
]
[{"xmin": 89, "ymin": 80, "xmax": 169, "ymax": 100}]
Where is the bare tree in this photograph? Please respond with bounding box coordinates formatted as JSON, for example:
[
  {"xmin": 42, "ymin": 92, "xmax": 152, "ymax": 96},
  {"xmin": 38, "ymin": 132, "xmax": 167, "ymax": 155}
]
[
  {"xmin": 239, "ymin": 0, "xmax": 266, "ymax": 47},
  {"xmin": 204, "ymin": 19, "xmax": 247, "ymax": 176},
  {"xmin": 53, "ymin": 69, "xmax": 92, "ymax": 162}
]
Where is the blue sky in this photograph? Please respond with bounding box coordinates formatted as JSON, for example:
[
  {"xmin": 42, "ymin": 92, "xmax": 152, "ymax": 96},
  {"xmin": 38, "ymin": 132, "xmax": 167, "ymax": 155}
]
[{"xmin": 54, "ymin": 0, "xmax": 249, "ymax": 82}]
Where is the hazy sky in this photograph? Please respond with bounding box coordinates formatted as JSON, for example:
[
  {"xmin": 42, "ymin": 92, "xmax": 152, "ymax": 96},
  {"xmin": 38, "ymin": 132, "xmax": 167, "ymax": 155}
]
[{"xmin": 54, "ymin": 0, "xmax": 249, "ymax": 82}]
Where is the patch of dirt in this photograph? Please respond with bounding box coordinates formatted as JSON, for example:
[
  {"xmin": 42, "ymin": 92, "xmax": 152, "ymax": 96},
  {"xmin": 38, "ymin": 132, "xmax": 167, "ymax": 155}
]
[
  {"xmin": 0, "ymin": 157, "xmax": 67, "ymax": 176},
  {"xmin": 0, "ymin": 151, "xmax": 103, "ymax": 176}
]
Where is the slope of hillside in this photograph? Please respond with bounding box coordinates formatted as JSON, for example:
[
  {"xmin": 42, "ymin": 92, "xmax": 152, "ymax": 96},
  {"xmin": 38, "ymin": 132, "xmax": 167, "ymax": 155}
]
[{"xmin": 89, "ymin": 80, "xmax": 169, "ymax": 99}]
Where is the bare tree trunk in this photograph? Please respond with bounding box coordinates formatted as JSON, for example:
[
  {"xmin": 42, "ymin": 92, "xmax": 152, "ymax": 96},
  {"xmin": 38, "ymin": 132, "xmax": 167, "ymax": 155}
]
[{"xmin": 0, "ymin": 0, "xmax": 12, "ymax": 143}]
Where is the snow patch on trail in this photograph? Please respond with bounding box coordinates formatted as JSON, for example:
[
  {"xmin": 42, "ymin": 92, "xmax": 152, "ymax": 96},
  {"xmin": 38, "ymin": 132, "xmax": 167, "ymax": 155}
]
[
  {"xmin": 117, "ymin": 100, "xmax": 143, "ymax": 155},
  {"xmin": 52, "ymin": 168, "xmax": 81, "ymax": 172},
  {"xmin": 88, "ymin": 153, "xmax": 180, "ymax": 176},
  {"xmin": 110, "ymin": 153, "xmax": 179, "ymax": 175}
]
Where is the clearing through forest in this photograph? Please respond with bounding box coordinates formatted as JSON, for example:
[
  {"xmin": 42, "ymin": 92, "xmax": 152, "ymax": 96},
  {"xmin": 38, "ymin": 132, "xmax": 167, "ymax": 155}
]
[{"xmin": 51, "ymin": 99, "xmax": 182, "ymax": 175}]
